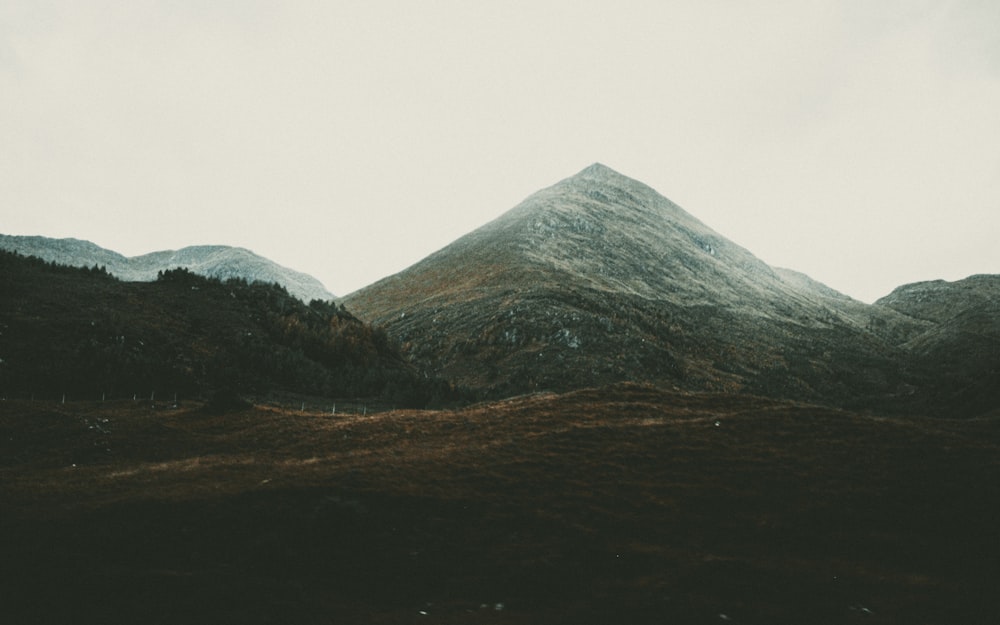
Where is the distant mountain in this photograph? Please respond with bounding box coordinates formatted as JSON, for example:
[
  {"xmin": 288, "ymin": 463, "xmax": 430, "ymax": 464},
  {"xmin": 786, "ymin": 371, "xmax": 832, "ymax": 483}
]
[
  {"xmin": 0, "ymin": 235, "xmax": 334, "ymax": 303},
  {"xmin": 345, "ymin": 163, "xmax": 935, "ymax": 411}
]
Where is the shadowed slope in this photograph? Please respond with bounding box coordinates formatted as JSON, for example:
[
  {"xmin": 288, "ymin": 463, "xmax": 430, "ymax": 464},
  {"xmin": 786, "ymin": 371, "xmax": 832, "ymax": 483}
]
[{"xmin": 0, "ymin": 251, "xmax": 446, "ymax": 405}]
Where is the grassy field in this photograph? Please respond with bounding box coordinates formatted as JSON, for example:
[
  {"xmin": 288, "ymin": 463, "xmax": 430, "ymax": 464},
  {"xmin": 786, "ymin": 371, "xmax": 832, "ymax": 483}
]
[{"xmin": 2, "ymin": 384, "xmax": 998, "ymax": 624}]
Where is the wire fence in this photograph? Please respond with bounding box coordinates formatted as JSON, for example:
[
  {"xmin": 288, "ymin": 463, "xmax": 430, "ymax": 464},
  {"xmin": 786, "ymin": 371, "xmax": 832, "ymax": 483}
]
[{"xmin": 0, "ymin": 390, "xmax": 398, "ymax": 415}]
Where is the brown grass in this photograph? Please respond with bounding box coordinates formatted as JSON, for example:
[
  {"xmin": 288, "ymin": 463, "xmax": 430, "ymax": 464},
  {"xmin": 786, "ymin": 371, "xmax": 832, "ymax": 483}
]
[{"xmin": 2, "ymin": 384, "xmax": 998, "ymax": 624}]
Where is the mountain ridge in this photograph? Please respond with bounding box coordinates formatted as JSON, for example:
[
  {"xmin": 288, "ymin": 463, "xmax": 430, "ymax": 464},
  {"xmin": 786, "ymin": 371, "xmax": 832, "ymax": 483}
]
[
  {"xmin": 3, "ymin": 164, "xmax": 995, "ymax": 415},
  {"xmin": 0, "ymin": 235, "xmax": 334, "ymax": 302}
]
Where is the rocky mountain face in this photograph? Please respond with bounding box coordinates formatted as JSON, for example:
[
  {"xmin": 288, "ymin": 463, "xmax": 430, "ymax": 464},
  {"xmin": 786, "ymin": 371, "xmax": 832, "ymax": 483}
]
[
  {"xmin": 0, "ymin": 235, "xmax": 334, "ymax": 303},
  {"xmin": 345, "ymin": 163, "xmax": 990, "ymax": 415}
]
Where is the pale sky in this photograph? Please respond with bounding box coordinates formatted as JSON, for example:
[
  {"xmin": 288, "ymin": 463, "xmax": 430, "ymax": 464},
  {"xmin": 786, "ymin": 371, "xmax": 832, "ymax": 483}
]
[{"xmin": 2, "ymin": 1, "xmax": 998, "ymax": 303}]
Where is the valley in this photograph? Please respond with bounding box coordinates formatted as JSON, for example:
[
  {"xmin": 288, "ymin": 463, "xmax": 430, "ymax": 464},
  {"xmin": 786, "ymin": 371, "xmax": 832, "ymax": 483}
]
[{"xmin": 2, "ymin": 387, "xmax": 998, "ymax": 624}]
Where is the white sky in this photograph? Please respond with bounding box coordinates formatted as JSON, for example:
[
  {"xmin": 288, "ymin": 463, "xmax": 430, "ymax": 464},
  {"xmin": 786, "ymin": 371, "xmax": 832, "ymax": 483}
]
[{"xmin": 2, "ymin": 1, "xmax": 998, "ymax": 303}]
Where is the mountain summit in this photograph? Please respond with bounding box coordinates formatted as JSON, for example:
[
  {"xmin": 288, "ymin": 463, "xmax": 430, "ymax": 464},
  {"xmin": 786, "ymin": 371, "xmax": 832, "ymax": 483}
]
[
  {"xmin": 345, "ymin": 164, "xmax": 925, "ymax": 408},
  {"xmin": 479, "ymin": 162, "xmax": 784, "ymax": 303},
  {"xmin": 571, "ymin": 161, "xmax": 644, "ymax": 184}
]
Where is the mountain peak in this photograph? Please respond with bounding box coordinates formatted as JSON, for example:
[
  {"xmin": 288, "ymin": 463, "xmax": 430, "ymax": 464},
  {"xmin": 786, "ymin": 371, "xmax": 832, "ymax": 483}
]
[
  {"xmin": 558, "ymin": 163, "xmax": 664, "ymax": 208},
  {"xmin": 572, "ymin": 162, "xmax": 628, "ymax": 182}
]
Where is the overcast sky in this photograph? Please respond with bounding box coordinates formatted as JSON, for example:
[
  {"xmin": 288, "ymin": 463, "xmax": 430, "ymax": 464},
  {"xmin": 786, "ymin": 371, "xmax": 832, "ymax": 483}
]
[{"xmin": 2, "ymin": 1, "xmax": 998, "ymax": 302}]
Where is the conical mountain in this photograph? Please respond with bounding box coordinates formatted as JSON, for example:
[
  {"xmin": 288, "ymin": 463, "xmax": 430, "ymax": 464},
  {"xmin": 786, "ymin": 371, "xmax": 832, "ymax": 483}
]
[
  {"xmin": 345, "ymin": 164, "xmax": 924, "ymax": 407},
  {"xmin": 354, "ymin": 163, "xmax": 786, "ymax": 306}
]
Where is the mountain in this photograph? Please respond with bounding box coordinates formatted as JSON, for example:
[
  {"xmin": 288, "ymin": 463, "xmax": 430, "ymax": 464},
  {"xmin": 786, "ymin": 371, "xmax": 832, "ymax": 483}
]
[
  {"xmin": 344, "ymin": 163, "xmax": 964, "ymax": 413},
  {"xmin": 0, "ymin": 235, "xmax": 334, "ymax": 303}
]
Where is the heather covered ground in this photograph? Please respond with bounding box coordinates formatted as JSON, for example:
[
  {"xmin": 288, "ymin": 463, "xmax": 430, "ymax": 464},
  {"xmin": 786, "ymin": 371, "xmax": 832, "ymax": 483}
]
[{"xmin": 3, "ymin": 384, "xmax": 997, "ymax": 624}]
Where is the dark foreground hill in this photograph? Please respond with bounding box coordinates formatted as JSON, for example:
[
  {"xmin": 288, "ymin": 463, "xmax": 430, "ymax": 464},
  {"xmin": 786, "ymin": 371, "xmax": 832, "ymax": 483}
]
[
  {"xmin": 0, "ymin": 250, "xmax": 453, "ymax": 407},
  {"xmin": 2, "ymin": 385, "xmax": 998, "ymax": 624},
  {"xmin": 0, "ymin": 234, "xmax": 334, "ymax": 302},
  {"xmin": 345, "ymin": 164, "xmax": 995, "ymax": 416}
]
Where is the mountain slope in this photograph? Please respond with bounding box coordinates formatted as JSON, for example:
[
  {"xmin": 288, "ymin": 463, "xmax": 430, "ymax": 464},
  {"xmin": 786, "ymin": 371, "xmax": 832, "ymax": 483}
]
[
  {"xmin": 345, "ymin": 163, "xmax": 927, "ymax": 410},
  {"xmin": 874, "ymin": 275, "xmax": 1000, "ymax": 416},
  {"xmin": 0, "ymin": 250, "xmax": 451, "ymax": 406},
  {"xmin": 0, "ymin": 235, "xmax": 334, "ymax": 302}
]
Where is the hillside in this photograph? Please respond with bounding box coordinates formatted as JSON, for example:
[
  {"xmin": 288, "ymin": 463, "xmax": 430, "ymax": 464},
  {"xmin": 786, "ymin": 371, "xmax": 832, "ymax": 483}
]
[
  {"xmin": 0, "ymin": 234, "xmax": 334, "ymax": 302},
  {"xmin": 874, "ymin": 275, "xmax": 1000, "ymax": 416},
  {"xmin": 0, "ymin": 250, "xmax": 452, "ymax": 407},
  {"xmin": 2, "ymin": 385, "xmax": 997, "ymax": 624},
  {"xmin": 345, "ymin": 164, "xmax": 936, "ymax": 412}
]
